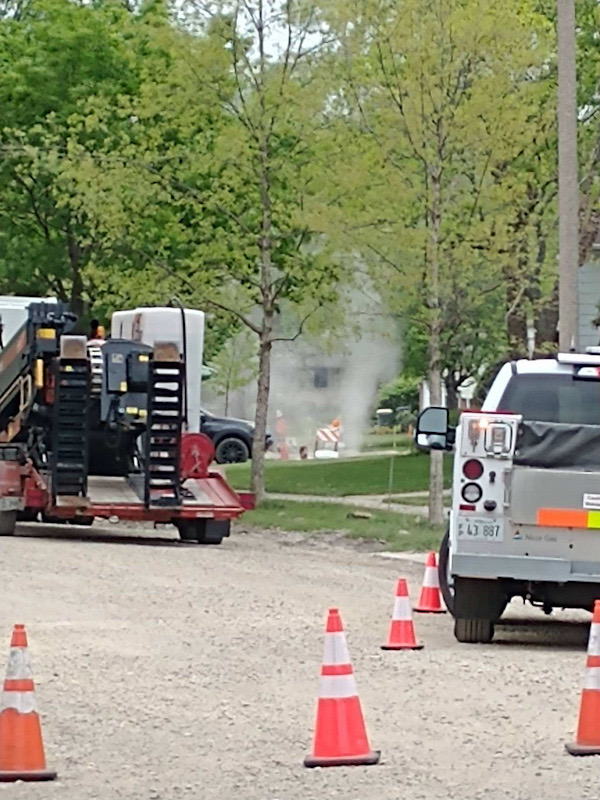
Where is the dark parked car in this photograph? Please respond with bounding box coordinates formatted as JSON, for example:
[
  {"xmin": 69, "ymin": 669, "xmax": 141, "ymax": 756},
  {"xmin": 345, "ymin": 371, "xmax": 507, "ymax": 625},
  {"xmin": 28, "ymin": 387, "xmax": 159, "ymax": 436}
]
[{"xmin": 200, "ymin": 409, "xmax": 273, "ymax": 464}]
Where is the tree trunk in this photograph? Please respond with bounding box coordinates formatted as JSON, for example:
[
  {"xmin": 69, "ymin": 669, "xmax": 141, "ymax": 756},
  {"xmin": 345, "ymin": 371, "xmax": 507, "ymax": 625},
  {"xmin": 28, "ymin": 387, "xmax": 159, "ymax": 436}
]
[
  {"xmin": 250, "ymin": 325, "xmax": 272, "ymax": 502},
  {"xmin": 250, "ymin": 130, "xmax": 275, "ymax": 504},
  {"xmin": 428, "ymin": 170, "xmax": 444, "ymax": 525},
  {"xmin": 66, "ymin": 228, "xmax": 85, "ymax": 318}
]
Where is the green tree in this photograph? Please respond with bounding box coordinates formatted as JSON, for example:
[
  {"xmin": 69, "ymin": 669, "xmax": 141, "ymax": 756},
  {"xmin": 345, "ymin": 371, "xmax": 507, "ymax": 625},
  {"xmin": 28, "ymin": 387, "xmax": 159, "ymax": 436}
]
[
  {"xmin": 326, "ymin": 0, "xmax": 552, "ymax": 522},
  {"xmin": 0, "ymin": 0, "xmax": 144, "ymax": 316},
  {"xmin": 208, "ymin": 331, "xmax": 258, "ymax": 416},
  {"xmin": 62, "ymin": 1, "xmax": 342, "ymax": 501}
]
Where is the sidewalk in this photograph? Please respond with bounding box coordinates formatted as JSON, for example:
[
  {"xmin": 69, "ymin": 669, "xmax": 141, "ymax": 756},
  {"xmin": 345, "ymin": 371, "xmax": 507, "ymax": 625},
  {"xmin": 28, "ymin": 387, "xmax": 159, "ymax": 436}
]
[{"xmin": 266, "ymin": 491, "xmax": 450, "ymax": 519}]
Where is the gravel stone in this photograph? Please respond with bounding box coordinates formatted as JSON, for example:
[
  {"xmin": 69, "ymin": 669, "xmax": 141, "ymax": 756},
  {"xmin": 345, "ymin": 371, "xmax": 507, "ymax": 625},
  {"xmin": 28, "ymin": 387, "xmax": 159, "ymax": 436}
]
[{"xmin": 0, "ymin": 522, "xmax": 596, "ymax": 798}]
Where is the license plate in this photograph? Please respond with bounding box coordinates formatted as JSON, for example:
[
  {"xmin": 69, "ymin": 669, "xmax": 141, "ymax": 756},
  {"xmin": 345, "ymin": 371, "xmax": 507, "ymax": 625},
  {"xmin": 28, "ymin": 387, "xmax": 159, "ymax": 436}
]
[{"xmin": 457, "ymin": 517, "xmax": 504, "ymax": 542}]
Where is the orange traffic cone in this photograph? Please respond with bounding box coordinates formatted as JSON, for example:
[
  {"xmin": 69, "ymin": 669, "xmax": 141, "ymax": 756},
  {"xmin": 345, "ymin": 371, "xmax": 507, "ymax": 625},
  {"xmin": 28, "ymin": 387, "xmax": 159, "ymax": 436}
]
[
  {"xmin": 566, "ymin": 600, "xmax": 600, "ymax": 755},
  {"xmin": 0, "ymin": 625, "xmax": 56, "ymax": 781},
  {"xmin": 414, "ymin": 552, "xmax": 446, "ymax": 613},
  {"xmin": 382, "ymin": 579, "xmax": 423, "ymax": 650},
  {"xmin": 304, "ymin": 608, "xmax": 380, "ymax": 768}
]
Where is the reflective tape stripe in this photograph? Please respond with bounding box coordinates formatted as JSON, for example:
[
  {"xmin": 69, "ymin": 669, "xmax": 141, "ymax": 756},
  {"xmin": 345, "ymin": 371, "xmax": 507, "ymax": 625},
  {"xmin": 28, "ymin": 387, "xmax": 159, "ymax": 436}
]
[
  {"xmin": 3, "ymin": 679, "xmax": 34, "ymax": 692},
  {"xmin": 4, "ymin": 648, "xmax": 33, "ymax": 681},
  {"xmin": 536, "ymin": 508, "xmax": 600, "ymax": 529},
  {"xmin": 316, "ymin": 429, "xmax": 339, "ymax": 443},
  {"xmin": 589, "ymin": 623, "xmax": 600, "ymax": 656},
  {"xmin": 393, "ymin": 596, "xmax": 413, "ymax": 620},
  {"xmin": 0, "ymin": 691, "xmax": 37, "ymax": 713},
  {"xmin": 318, "ymin": 674, "xmax": 358, "ymax": 699},
  {"xmin": 321, "ymin": 663, "xmax": 353, "ymax": 677},
  {"xmin": 323, "ymin": 632, "xmax": 351, "ymax": 666},
  {"xmin": 588, "ymin": 512, "xmax": 600, "ymax": 529},
  {"xmin": 584, "ymin": 667, "xmax": 600, "ymax": 691},
  {"xmin": 422, "ymin": 567, "xmax": 439, "ymax": 589}
]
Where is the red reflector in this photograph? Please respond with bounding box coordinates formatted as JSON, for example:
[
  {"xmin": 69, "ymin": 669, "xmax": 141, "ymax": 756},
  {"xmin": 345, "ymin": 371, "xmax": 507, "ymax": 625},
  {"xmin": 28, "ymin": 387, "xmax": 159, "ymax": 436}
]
[
  {"xmin": 463, "ymin": 459, "xmax": 484, "ymax": 480},
  {"xmin": 459, "ymin": 504, "xmax": 476, "ymax": 511}
]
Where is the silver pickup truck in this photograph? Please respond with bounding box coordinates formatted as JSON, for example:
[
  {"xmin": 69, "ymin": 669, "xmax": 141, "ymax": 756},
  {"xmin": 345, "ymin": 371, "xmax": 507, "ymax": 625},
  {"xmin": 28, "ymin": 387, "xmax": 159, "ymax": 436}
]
[{"xmin": 417, "ymin": 349, "xmax": 600, "ymax": 643}]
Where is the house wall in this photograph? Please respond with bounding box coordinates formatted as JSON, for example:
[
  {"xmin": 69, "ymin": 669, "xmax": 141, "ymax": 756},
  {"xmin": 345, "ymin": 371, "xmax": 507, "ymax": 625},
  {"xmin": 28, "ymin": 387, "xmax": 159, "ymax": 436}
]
[{"xmin": 578, "ymin": 259, "xmax": 600, "ymax": 350}]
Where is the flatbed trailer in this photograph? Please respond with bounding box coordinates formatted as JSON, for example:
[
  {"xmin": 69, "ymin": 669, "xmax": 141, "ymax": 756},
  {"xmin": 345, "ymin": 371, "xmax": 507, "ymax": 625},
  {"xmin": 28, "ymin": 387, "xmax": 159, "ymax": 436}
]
[{"xmin": 0, "ymin": 298, "xmax": 252, "ymax": 545}]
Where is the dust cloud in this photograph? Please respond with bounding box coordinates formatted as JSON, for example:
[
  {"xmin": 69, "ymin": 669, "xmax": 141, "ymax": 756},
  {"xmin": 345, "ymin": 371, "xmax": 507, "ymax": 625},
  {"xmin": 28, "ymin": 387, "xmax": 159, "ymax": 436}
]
[{"xmin": 203, "ymin": 292, "xmax": 400, "ymax": 454}]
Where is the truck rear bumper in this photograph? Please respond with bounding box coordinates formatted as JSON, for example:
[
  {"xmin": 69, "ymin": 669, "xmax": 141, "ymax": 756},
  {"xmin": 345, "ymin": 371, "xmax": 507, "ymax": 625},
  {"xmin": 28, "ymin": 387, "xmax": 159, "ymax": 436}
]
[{"xmin": 452, "ymin": 553, "xmax": 600, "ymax": 583}]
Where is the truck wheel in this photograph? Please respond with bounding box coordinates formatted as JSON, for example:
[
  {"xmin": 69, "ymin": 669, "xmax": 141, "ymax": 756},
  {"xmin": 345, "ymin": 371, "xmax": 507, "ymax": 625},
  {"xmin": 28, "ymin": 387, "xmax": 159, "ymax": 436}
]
[
  {"xmin": 0, "ymin": 511, "xmax": 17, "ymax": 536},
  {"xmin": 438, "ymin": 526, "xmax": 455, "ymax": 616},
  {"xmin": 454, "ymin": 618, "xmax": 494, "ymax": 644},
  {"xmin": 215, "ymin": 437, "xmax": 249, "ymax": 464}
]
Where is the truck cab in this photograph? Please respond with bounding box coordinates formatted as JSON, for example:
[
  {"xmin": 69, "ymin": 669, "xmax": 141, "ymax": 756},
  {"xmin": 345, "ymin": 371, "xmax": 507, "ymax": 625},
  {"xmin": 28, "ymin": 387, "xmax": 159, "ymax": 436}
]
[{"xmin": 417, "ymin": 350, "xmax": 600, "ymax": 643}]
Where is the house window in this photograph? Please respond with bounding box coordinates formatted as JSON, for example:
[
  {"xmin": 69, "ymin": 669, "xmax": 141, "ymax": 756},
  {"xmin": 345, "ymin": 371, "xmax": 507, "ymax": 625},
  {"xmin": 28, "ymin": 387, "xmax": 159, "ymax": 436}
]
[{"xmin": 314, "ymin": 368, "xmax": 329, "ymax": 389}]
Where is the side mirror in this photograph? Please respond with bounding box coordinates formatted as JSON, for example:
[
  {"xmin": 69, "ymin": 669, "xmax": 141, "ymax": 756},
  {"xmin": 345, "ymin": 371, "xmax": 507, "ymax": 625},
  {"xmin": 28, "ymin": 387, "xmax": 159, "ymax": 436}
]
[{"xmin": 415, "ymin": 406, "xmax": 451, "ymax": 451}]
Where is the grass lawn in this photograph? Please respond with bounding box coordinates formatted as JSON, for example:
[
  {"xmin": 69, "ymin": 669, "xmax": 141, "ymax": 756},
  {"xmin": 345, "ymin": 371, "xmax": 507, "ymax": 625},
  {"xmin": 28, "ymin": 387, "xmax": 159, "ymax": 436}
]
[
  {"xmin": 226, "ymin": 453, "xmax": 453, "ymax": 496},
  {"xmin": 361, "ymin": 432, "xmax": 412, "ymax": 451},
  {"xmin": 242, "ymin": 499, "xmax": 445, "ymax": 552}
]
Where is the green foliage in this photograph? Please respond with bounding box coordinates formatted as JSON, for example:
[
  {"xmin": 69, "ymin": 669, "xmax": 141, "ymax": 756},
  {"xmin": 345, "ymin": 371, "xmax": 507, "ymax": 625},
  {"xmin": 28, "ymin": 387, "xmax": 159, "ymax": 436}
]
[
  {"xmin": 323, "ymin": 0, "xmax": 555, "ymax": 383},
  {"xmin": 208, "ymin": 331, "xmax": 258, "ymax": 415},
  {"xmin": 0, "ymin": 0, "xmax": 145, "ymax": 313},
  {"xmin": 377, "ymin": 375, "xmax": 420, "ymax": 415}
]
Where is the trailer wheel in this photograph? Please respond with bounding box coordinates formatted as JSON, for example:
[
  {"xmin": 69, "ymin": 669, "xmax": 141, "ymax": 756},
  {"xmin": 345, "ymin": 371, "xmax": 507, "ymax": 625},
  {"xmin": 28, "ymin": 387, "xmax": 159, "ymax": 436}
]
[
  {"xmin": 176, "ymin": 519, "xmax": 229, "ymax": 545},
  {"xmin": 0, "ymin": 511, "xmax": 17, "ymax": 536},
  {"xmin": 454, "ymin": 618, "xmax": 494, "ymax": 644},
  {"xmin": 438, "ymin": 526, "xmax": 455, "ymax": 616},
  {"xmin": 69, "ymin": 516, "xmax": 94, "ymax": 527},
  {"xmin": 17, "ymin": 510, "xmax": 39, "ymax": 522}
]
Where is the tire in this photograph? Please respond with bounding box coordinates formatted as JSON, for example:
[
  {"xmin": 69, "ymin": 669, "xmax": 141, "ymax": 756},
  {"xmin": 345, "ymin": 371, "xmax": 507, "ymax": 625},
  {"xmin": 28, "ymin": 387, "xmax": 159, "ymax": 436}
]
[
  {"xmin": 69, "ymin": 516, "xmax": 94, "ymax": 527},
  {"xmin": 438, "ymin": 526, "xmax": 455, "ymax": 616},
  {"xmin": 176, "ymin": 520, "xmax": 229, "ymax": 545},
  {"xmin": 0, "ymin": 511, "xmax": 17, "ymax": 536},
  {"xmin": 17, "ymin": 510, "xmax": 38, "ymax": 523},
  {"xmin": 454, "ymin": 618, "xmax": 494, "ymax": 644},
  {"xmin": 215, "ymin": 437, "xmax": 250, "ymax": 465},
  {"xmin": 41, "ymin": 513, "xmax": 64, "ymax": 524}
]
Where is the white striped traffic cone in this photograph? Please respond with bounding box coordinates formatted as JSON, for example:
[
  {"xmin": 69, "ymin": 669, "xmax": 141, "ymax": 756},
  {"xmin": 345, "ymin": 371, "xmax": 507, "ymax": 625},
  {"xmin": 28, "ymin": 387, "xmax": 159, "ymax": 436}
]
[
  {"xmin": 414, "ymin": 552, "xmax": 446, "ymax": 613},
  {"xmin": 566, "ymin": 600, "xmax": 600, "ymax": 755},
  {"xmin": 304, "ymin": 608, "xmax": 380, "ymax": 768},
  {"xmin": 382, "ymin": 579, "xmax": 423, "ymax": 650},
  {"xmin": 0, "ymin": 625, "xmax": 56, "ymax": 781}
]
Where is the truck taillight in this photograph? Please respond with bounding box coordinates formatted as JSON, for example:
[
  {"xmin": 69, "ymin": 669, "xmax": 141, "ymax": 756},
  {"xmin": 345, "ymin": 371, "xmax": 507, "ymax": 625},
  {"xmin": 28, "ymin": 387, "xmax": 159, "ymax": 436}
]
[{"xmin": 463, "ymin": 459, "xmax": 484, "ymax": 480}]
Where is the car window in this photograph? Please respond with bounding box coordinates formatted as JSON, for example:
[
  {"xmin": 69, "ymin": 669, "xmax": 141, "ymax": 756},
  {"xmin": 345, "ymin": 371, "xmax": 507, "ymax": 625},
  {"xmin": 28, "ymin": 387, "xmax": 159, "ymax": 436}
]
[{"xmin": 499, "ymin": 374, "xmax": 600, "ymax": 425}]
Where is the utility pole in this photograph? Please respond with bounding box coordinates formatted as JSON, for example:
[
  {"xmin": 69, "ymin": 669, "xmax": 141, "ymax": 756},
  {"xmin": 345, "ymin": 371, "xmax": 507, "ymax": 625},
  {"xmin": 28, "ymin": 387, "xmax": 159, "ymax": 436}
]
[{"xmin": 557, "ymin": 0, "xmax": 579, "ymax": 352}]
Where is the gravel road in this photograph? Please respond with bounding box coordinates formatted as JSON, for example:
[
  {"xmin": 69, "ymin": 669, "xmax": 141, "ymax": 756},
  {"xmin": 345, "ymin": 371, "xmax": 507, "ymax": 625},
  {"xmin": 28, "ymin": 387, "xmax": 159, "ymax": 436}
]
[{"xmin": 0, "ymin": 521, "xmax": 598, "ymax": 799}]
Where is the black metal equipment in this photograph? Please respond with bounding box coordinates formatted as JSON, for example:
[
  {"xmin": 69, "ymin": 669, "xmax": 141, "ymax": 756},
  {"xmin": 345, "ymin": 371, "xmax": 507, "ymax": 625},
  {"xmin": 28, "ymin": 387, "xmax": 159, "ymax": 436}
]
[
  {"xmin": 51, "ymin": 340, "xmax": 89, "ymax": 498},
  {"xmin": 144, "ymin": 346, "xmax": 184, "ymax": 507}
]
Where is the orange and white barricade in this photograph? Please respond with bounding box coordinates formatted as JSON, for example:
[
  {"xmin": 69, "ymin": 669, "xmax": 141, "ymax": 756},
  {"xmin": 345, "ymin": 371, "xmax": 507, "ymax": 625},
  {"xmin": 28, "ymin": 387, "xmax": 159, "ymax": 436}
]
[{"xmin": 314, "ymin": 426, "xmax": 341, "ymax": 459}]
